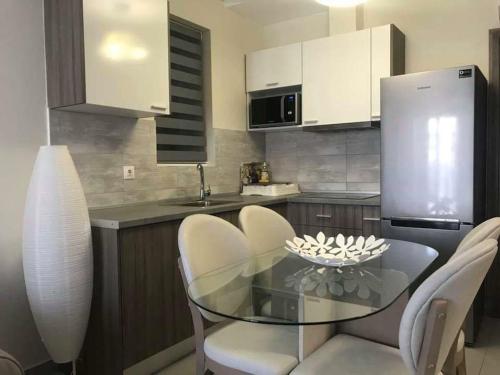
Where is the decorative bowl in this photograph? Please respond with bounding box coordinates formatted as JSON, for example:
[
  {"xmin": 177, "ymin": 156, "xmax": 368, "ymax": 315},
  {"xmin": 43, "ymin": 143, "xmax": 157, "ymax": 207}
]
[{"xmin": 285, "ymin": 232, "xmax": 390, "ymax": 267}]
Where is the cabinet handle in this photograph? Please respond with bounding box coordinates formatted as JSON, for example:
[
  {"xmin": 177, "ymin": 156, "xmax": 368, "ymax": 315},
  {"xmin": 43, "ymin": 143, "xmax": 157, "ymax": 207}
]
[
  {"xmin": 304, "ymin": 120, "xmax": 319, "ymax": 125},
  {"xmin": 266, "ymin": 82, "xmax": 279, "ymax": 87},
  {"xmin": 307, "ymin": 297, "xmax": 321, "ymax": 303},
  {"xmin": 316, "ymin": 214, "xmax": 332, "ymax": 219},
  {"xmin": 363, "ymin": 217, "xmax": 381, "ymax": 222},
  {"xmin": 151, "ymin": 105, "xmax": 167, "ymax": 111}
]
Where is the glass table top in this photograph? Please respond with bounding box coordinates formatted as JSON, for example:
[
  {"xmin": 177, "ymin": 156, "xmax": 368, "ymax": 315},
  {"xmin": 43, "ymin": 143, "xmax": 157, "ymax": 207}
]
[{"xmin": 187, "ymin": 239, "xmax": 438, "ymax": 325}]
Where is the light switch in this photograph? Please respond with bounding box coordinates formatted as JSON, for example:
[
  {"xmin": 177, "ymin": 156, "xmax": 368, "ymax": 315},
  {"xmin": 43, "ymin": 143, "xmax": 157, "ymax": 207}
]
[{"xmin": 123, "ymin": 166, "xmax": 135, "ymax": 180}]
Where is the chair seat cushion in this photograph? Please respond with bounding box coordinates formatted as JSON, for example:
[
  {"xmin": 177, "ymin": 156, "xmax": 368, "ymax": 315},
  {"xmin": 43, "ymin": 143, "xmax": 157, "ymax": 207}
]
[
  {"xmin": 291, "ymin": 334, "xmax": 410, "ymax": 375},
  {"xmin": 204, "ymin": 321, "xmax": 299, "ymax": 375}
]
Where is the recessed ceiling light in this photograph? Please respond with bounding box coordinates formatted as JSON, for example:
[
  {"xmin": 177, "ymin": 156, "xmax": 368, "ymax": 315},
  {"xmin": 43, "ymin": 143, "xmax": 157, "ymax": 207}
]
[{"xmin": 316, "ymin": 0, "xmax": 367, "ymax": 7}]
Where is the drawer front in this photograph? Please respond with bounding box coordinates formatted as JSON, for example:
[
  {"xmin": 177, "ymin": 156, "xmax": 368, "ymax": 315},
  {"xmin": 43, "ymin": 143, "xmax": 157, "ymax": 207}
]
[
  {"xmin": 287, "ymin": 203, "xmax": 308, "ymax": 225},
  {"xmin": 306, "ymin": 204, "xmax": 325, "ymax": 226},
  {"xmin": 307, "ymin": 204, "xmax": 363, "ymax": 229},
  {"xmin": 293, "ymin": 224, "xmax": 362, "ymax": 238}
]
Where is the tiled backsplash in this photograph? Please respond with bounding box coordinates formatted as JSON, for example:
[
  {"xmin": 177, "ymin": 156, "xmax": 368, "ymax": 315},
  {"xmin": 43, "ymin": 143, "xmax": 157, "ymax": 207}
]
[
  {"xmin": 266, "ymin": 129, "xmax": 381, "ymax": 192},
  {"xmin": 50, "ymin": 111, "xmax": 265, "ymax": 208},
  {"xmin": 50, "ymin": 110, "xmax": 380, "ymax": 208}
]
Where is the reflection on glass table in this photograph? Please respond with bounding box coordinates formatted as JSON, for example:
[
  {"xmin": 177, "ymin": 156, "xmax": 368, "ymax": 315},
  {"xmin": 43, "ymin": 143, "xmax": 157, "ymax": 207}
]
[{"xmin": 187, "ymin": 239, "xmax": 438, "ymax": 325}]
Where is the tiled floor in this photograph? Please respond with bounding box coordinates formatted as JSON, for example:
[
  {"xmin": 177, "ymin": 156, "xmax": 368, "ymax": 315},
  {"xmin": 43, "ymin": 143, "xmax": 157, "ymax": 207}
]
[{"xmin": 158, "ymin": 317, "xmax": 500, "ymax": 375}]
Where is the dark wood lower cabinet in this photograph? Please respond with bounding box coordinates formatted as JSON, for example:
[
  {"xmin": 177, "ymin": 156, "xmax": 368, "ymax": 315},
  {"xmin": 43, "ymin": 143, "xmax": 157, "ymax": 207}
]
[
  {"xmin": 287, "ymin": 203, "xmax": 380, "ymax": 238},
  {"xmin": 120, "ymin": 221, "xmax": 186, "ymax": 368},
  {"xmin": 361, "ymin": 206, "xmax": 381, "ymax": 237},
  {"xmin": 293, "ymin": 224, "xmax": 362, "ymax": 237},
  {"xmin": 80, "ymin": 203, "xmax": 288, "ymax": 374},
  {"xmin": 80, "ymin": 202, "xmax": 377, "ymax": 373}
]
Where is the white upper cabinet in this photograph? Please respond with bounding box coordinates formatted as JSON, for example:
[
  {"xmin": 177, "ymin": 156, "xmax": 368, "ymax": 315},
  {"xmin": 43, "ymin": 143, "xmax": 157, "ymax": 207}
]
[
  {"xmin": 246, "ymin": 43, "xmax": 302, "ymax": 92},
  {"xmin": 371, "ymin": 24, "xmax": 405, "ymax": 119},
  {"xmin": 83, "ymin": 0, "xmax": 170, "ymax": 116},
  {"xmin": 302, "ymin": 29, "xmax": 371, "ymax": 126},
  {"xmin": 45, "ymin": 0, "xmax": 170, "ymax": 118}
]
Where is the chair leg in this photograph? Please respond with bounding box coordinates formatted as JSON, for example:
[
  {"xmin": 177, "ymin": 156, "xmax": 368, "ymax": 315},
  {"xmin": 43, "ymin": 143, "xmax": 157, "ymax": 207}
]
[
  {"xmin": 457, "ymin": 352, "xmax": 467, "ymax": 375},
  {"xmin": 196, "ymin": 349, "xmax": 206, "ymax": 375}
]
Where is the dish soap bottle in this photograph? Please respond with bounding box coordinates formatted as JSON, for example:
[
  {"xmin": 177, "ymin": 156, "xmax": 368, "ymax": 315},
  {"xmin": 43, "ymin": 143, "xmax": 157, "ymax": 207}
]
[{"xmin": 259, "ymin": 162, "xmax": 270, "ymax": 184}]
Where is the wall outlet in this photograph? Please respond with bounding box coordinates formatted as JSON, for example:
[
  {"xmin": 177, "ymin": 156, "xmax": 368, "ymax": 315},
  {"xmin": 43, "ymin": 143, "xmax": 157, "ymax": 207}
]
[{"xmin": 123, "ymin": 166, "xmax": 135, "ymax": 180}]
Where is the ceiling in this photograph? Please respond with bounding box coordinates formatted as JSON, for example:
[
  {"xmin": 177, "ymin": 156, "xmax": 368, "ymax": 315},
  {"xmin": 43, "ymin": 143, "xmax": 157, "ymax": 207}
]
[{"xmin": 223, "ymin": 0, "xmax": 328, "ymax": 26}]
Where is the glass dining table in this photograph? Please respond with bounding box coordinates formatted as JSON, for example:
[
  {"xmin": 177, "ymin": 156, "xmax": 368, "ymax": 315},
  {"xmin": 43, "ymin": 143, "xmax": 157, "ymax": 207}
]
[
  {"xmin": 188, "ymin": 239, "xmax": 438, "ymax": 324},
  {"xmin": 187, "ymin": 238, "xmax": 438, "ymax": 360}
]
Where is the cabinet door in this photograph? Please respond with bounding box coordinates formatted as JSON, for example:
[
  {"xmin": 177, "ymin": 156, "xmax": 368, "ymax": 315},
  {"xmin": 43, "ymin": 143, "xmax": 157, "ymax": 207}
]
[
  {"xmin": 213, "ymin": 210, "xmax": 239, "ymax": 226},
  {"xmin": 246, "ymin": 43, "xmax": 302, "ymax": 92},
  {"xmin": 302, "ymin": 30, "xmax": 371, "ymax": 126},
  {"xmin": 120, "ymin": 220, "xmax": 193, "ymax": 368},
  {"xmin": 362, "ymin": 206, "xmax": 381, "ymax": 237},
  {"xmin": 83, "ymin": 0, "xmax": 170, "ymax": 115},
  {"xmin": 371, "ymin": 25, "xmax": 392, "ymax": 119}
]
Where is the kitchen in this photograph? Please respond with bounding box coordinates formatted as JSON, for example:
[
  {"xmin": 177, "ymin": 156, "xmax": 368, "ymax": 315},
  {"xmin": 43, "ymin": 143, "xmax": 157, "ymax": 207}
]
[{"xmin": 2, "ymin": 0, "xmax": 500, "ymax": 375}]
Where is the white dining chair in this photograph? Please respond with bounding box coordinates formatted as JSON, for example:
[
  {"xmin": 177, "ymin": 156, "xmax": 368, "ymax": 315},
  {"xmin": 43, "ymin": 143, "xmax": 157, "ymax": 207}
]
[
  {"xmin": 445, "ymin": 216, "xmax": 500, "ymax": 374},
  {"xmin": 0, "ymin": 349, "xmax": 23, "ymax": 375},
  {"xmin": 290, "ymin": 239, "xmax": 498, "ymax": 375},
  {"xmin": 239, "ymin": 205, "xmax": 296, "ymax": 256},
  {"xmin": 452, "ymin": 217, "xmax": 500, "ymax": 260},
  {"xmin": 178, "ymin": 214, "xmax": 299, "ymax": 375},
  {"xmin": 239, "ymin": 205, "xmax": 296, "ymax": 317}
]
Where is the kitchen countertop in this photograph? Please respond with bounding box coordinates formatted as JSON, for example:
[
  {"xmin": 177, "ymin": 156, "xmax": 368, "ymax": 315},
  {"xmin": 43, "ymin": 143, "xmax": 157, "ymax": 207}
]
[
  {"xmin": 89, "ymin": 192, "xmax": 380, "ymax": 229},
  {"xmin": 288, "ymin": 192, "xmax": 380, "ymax": 206}
]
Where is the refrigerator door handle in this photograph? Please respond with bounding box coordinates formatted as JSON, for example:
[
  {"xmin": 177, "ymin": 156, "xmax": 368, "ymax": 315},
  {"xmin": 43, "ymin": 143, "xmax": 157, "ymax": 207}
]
[{"xmin": 383, "ymin": 217, "xmax": 461, "ymax": 231}]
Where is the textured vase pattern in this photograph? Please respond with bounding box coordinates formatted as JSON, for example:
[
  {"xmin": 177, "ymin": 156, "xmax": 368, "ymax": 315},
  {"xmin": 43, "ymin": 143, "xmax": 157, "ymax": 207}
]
[{"xmin": 23, "ymin": 146, "xmax": 93, "ymax": 363}]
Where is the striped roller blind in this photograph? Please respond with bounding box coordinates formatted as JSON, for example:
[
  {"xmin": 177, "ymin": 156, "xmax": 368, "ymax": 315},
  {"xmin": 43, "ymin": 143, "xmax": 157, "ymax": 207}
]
[{"xmin": 156, "ymin": 20, "xmax": 207, "ymax": 163}]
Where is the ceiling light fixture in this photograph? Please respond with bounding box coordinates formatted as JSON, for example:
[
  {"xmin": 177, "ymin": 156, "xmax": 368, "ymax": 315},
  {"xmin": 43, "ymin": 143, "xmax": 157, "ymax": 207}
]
[{"xmin": 316, "ymin": 0, "xmax": 367, "ymax": 7}]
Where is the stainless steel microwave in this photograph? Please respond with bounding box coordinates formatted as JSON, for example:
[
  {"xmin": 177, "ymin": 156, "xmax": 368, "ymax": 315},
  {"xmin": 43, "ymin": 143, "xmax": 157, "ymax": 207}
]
[{"xmin": 249, "ymin": 93, "xmax": 301, "ymax": 129}]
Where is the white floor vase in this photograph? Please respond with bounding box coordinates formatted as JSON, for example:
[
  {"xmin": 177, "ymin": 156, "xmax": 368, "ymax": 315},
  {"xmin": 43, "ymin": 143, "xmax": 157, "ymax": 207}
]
[{"xmin": 23, "ymin": 145, "xmax": 93, "ymax": 364}]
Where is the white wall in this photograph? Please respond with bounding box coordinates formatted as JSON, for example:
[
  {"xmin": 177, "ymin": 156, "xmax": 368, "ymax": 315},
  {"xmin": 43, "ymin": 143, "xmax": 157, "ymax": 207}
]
[
  {"xmin": 261, "ymin": 12, "xmax": 329, "ymax": 49},
  {"xmin": 170, "ymin": 0, "xmax": 265, "ymax": 131},
  {"xmin": 260, "ymin": 0, "xmax": 499, "ymax": 79},
  {"xmin": 363, "ymin": 0, "xmax": 499, "ymax": 78},
  {"xmin": 0, "ymin": 0, "xmax": 48, "ymax": 369}
]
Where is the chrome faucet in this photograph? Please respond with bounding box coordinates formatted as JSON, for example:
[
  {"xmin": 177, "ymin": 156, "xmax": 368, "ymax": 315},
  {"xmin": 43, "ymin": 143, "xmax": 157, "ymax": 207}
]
[{"xmin": 197, "ymin": 163, "xmax": 211, "ymax": 201}]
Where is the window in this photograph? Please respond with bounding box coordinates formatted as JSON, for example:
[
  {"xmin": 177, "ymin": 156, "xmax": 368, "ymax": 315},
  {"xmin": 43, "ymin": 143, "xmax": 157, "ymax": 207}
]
[{"xmin": 156, "ymin": 19, "xmax": 207, "ymax": 163}]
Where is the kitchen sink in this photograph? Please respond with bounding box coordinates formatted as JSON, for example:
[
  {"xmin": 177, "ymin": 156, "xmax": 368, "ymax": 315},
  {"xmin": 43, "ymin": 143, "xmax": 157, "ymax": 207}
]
[{"xmin": 163, "ymin": 199, "xmax": 240, "ymax": 208}]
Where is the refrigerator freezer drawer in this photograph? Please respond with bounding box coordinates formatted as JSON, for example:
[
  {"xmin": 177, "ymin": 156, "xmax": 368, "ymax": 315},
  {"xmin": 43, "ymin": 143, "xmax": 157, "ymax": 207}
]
[
  {"xmin": 381, "ymin": 219, "xmax": 479, "ymax": 344},
  {"xmin": 381, "ymin": 219, "xmax": 472, "ymax": 267}
]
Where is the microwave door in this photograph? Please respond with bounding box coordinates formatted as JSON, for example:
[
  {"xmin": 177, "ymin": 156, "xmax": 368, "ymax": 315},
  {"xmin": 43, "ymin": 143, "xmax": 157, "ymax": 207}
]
[{"xmin": 250, "ymin": 96, "xmax": 283, "ymax": 128}]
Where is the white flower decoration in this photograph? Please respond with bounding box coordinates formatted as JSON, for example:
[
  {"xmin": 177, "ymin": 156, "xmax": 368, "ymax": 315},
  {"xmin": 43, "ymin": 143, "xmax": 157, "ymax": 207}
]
[{"xmin": 285, "ymin": 232, "xmax": 390, "ymax": 267}]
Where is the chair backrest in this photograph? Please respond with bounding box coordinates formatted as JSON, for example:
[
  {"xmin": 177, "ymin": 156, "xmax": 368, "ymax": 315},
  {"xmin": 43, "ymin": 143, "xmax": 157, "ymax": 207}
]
[
  {"xmin": 450, "ymin": 217, "xmax": 500, "ymax": 260},
  {"xmin": 239, "ymin": 205, "xmax": 296, "ymax": 256},
  {"xmin": 178, "ymin": 214, "xmax": 254, "ymax": 321},
  {"xmin": 0, "ymin": 349, "xmax": 23, "ymax": 375},
  {"xmin": 399, "ymin": 239, "xmax": 497, "ymax": 374},
  {"xmin": 178, "ymin": 214, "xmax": 252, "ymax": 284}
]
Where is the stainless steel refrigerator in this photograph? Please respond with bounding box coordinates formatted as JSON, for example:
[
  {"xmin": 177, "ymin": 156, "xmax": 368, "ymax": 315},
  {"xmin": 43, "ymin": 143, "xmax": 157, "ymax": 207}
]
[{"xmin": 381, "ymin": 66, "xmax": 487, "ymax": 343}]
